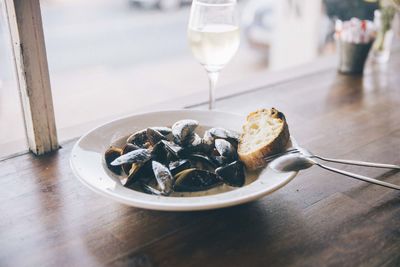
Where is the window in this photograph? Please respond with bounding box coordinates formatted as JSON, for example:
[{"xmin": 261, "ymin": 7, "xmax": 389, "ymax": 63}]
[
  {"xmin": 1, "ymin": 0, "xmax": 397, "ymax": 157},
  {"xmin": 0, "ymin": 1, "xmax": 27, "ymax": 159}
]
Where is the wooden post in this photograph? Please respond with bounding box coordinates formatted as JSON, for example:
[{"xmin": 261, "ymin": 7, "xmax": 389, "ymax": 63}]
[{"xmin": 4, "ymin": 0, "xmax": 59, "ymax": 155}]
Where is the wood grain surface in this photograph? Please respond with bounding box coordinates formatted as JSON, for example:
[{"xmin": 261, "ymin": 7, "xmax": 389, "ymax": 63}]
[{"xmin": 0, "ymin": 54, "xmax": 399, "ymax": 267}]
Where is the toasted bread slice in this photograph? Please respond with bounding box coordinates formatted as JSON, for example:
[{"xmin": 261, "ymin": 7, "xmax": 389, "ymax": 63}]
[{"xmin": 238, "ymin": 108, "xmax": 290, "ymax": 170}]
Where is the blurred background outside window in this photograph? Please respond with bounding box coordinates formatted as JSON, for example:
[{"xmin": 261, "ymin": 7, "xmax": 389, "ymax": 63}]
[{"xmin": 0, "ymin": 0, "xmax": 398, "ymax": 158}]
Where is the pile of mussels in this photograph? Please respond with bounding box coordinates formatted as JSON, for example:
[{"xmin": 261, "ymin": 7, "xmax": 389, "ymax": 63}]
[{"xmin": 104, "ymin": 119, "xmax": 246, "ymax": 196}]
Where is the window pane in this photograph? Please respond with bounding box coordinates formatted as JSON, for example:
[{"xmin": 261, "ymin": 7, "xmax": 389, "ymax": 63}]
[
  {"xmin": 0, "ymin": 2, "xmax": 27, "ymax": 159},
  {"xmin": 40, "ymin": 0, "xmax": 392, "ymax": 143}
]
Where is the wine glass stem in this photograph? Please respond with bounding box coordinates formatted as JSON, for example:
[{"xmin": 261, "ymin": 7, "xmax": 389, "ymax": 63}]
[{"xmin": 207, "ymin": 71, "xmax": 219, "ymax": 110}]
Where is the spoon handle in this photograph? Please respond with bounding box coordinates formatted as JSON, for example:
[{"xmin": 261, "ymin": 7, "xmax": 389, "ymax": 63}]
[
  {"xmin": 313, "ymin": 155, "xmax": 400, "ymax": 170},
  {"xmin": 315, "ymin": 162, "xmax": 400, "ymax": 190}
]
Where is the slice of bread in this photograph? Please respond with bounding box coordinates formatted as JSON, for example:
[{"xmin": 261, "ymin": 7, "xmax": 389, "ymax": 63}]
[{"xmin": 238, "ymin": 108, "xmax": 290, "ymax": 170}]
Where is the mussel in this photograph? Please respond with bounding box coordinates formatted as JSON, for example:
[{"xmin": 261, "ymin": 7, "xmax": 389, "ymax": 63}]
[
  {"xmin": 111, "ymin": 148, "xmax": 152, "ymax": 166},
  {"xmin": 202, "ymin": 130, "xmax": 214, "ymax": 146},
  {"xmin": 122, "ymin": 143, "xmax": 140, "ymax": 154},
  {"xmin": 151, "ymin": 126, "xmax": 172, "ymax": 137},
  {"xmin": 172, "ymin": 119, "xmax": 199, "ymax": 145},
  {"xmin": 215, "ymin": 139, "xmax": 237, "ymax": 162},
  {"xmin": 162, "ymin": 140, "xmax": 185, "ymax": 158},
  {"xmin": 151, "ymin": 140, "xmax": 170, "ymax": 164},
  {"xmin": 200, "ymin": 130, "xmax": 215, "ymax": 152},
  {"xmin": 174, "ymin": 168, "xmax": 221, "ymax": 192},
  {"xmin": 147, "ymin": 128, "xmax": 167, "ymax": 146},
  {"xmin": 105, "ymin": 119, "xmax": 248, "ymax": 196},
  {"xmin": 216, "ymin": 161, "xmax": 245, "ymax": 187},
  {"xmin": 187, "ymin": 153, "xmax": 217, "ymax": 171},
  {"xmin": 211, "ymin": 155, "xmax": 227, "ymax": 167},
  {"xmin": 121, "ymin": 143, "xmax": 140, "ymax": 174},
  {"xmin": 124, "ymin": 160, "xmax": 154, "ymax": 188},
  {"xmin": 126, "ymin": 129, "xmax": 149, "ymax": 148},
  {"xmin": 169, "ymin": 159, "xmax": 191, "ymax": 176},
  {"xmin": 104, "ymin": 146, "xmax": 123, "ymax": 175},
  {"xmin": 152, "ymin": 161, "xmax": 174, "ymax": 195},
  {"xmin": 142, "ymin": 184, "xmax": 165, "ymax": 196},
  {"xmin": 208, "ymin": 127, "xmax": 240, "ymax": 143}
]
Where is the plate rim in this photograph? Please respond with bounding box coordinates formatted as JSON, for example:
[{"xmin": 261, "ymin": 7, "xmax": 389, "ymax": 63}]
[{"xmin": 70, "ymin": 109, "xmax": 298, "ymax": 211}]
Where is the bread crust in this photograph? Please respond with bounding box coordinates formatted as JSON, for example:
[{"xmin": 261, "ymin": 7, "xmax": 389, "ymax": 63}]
[{"xmin": 238, "ymin": 108, "xmax": 290, "ymax": 170}]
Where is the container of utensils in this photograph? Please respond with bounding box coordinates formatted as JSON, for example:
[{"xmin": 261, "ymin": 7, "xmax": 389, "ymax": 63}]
[{"xmin": 335, "ymin": 18, "xmax": 376, "ymax": 74}]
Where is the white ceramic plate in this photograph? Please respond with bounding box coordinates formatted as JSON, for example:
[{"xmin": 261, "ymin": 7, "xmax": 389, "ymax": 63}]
[{"xmin": 70, "ymin": 110, "xmax": 297, "ymax": 211}]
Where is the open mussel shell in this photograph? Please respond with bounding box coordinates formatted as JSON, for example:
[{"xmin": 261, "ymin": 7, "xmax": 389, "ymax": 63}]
[
  {"xmin": 184, "ymin": 133, "xmax": 208, "ymax": 153},
  {"xmin": 200, "ymin": 130, "xmax": 215, "ymax": 153},
  {"xmin": 124, "ymin": 160, "xmax": 154, "ymax": 188},
  {"xmin": 104, "ymin": 146, "xmax": 123, "ymax": 175},
  {"xmin": 151, "ymin": 141, "xmax": 170, "ymax": 164},
  {"xmin": 215, "ymin": 139, "xmax": 237, "ymax": 163},
  {"xmin": 111, "ymin": 148, "xmax": 152, "ymax": 166},
  {"xmin": 122, "ymin": 143, "xmax": 140, "ymax": 154},
  {"xmin": 202, "ymin": 130, "xmax": 214, "ymax": 146},
  {"xmin": 162, "ymin": 140, "xmax": 185, "ymax": 158},
  {"xmin": 169, "ymin": 159, "xmax": 191, "ymax": 176},
  {"xmin": 187, "ymin": 153, "xmax": 217, "ymax": 171},
  {"xmin": 211, "ymin": 155, "xmax": 228, "ymax": 167},
  {"xmin": 122, "ymin": 163, "xmax": 133, "ymax": 176},
  {"xmin": 172, "ymin": 119, "xmax": 199, "ymax": 145},
  {"xmin": 151, "ymin": 126, "xmax": 172, "ymax": 137},
  {"xmin": 146, "ymin": 128, "xmax": 167, "ymax": 146},
  {"xmin": 126, "ymin": 129, "xmax": 150, "ymax": 148},
  {"xmin": 152, "ymin": 161, "xmax": 174, "ymax": 195},
  {"xmin": 174, "ymin": 168, "xmax": 221, "ymax": 192},
  {"xmin": 208, "ymin": 127, "xmax": 240, "ymax": 143},
  {"xmin": 142, "ymin": 184, "xmax": 166, "ymax": 196},
  {"xmin": 121, "ymin": 143, "xmax": 140, "ymax": 174},
  {"xmin": 215, "ymin": 161, "xmax": 245, "ymax": 187}
]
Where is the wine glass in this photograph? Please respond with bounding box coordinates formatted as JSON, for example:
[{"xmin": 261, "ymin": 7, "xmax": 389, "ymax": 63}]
[{"xmin": 188, "ymin": 0, "xmax": 240, "ymax": 110}]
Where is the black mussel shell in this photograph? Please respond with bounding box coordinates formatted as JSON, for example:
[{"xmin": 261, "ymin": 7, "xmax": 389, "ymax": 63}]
[
  {"xmin": 208, "ymin": 127, "xmax": 240, "ymax": 143},
  {"xmin": 169, "ymin": 159, "xmax": 191, "ymax": 176},
  {"xmin": 121, "ymin": 144, "xmax": 140, "ymax": 174},
  {"xmin": 215, "ymin": 161, "xmax": 245, "ymax": 187},
  {"xmin": 147, "ymin": 128, "xmax": 167, "ymax": 146},
  {"xmin": 202, "ymin": 130, "xmax": 214, "ymax": 145},
  {"xmin": 200, "ymin": 130, "xmax": 215, "ymax": 153},
  {"xmin": 152, "ymin": 161, "xmax": 174, "ymax": 195},
  {"xmin": 142, "ymin": 184, "xmax": 165, "ymax": 196},
  {"xmin": 151, "ymin": 141, "xmax": 170, "ymax": 164},
  {"xmin": 174, "ymin": 168, "xmax": 221, "ymax": 192},
  {"xmin": 172, "ymin": 119, "xmax": 199, "ymax": 145},
  {"xmin": 111, "ymin": 148, "xmax": 152, "ymax": 166},
  {"xmin": 188, "ymin": 133, "xmax": 202, "ymax": 147},
  {"xmin": 151, "ymin": 127, "xmax": 172, "ymax": 137},
  {"xmin": 182, "ymin": 133, "xmax": 206, "ymax": 153},
  {"xmin": 162, "ymin": 140, "xmax": 185, "ymax": 158},
  {"xmin": 211, "ymin": 155, "xmax": 228, "ymax": 167},
  {"xmin": 124, "ymin": 161, "xmax": 154, "ymax": 188},
  {"xmin": 187, "ymin": 153, "xmax": 217, "ymax": 171},
  {"xmin": 215, "ymin": 139, "xmax": 237, "ymax": 162},
  {"xmin": 122, "ymin": 163, "xmax": 133, "ymax": 176},
  {"xmin": 104, "ymin": 147, "xmax": 123, "ymax": 175},
  {"xmin": 122, "ymin": 143, "xmax": 140, "ymax": 154},
  {"xmin": 126, "ymin": 129, "xmax": 151, "ymax": 148}
]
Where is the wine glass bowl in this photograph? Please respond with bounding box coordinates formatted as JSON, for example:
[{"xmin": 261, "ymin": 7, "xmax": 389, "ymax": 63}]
[{"xmin": 188, "ymin": 0, "xmax": 240, "ymax": 109}]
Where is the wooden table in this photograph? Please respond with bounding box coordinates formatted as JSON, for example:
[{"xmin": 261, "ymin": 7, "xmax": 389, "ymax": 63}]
[{"xmin": 1, "ymin": 53, "xmax": 399, "ymax": 267}]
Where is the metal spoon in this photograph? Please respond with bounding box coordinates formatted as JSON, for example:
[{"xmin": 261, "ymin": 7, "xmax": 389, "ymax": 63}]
[{"xmin": 270, "ymin": 154, "xmax": 400, "ymax": 190}]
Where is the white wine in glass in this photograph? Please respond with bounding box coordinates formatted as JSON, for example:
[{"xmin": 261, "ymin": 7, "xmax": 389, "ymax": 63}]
[{"xmin": 188, "ymin": 0, "xmax": 240, "ymax": 110}]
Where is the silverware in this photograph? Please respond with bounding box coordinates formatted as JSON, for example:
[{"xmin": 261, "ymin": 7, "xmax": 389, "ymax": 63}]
[
  {"xmin": 264, "ymin": 147, "xmax": 400, "ymax": 170},
  {"xmin": 269, "ymin": 154, "xmax": 400, "ymax": 190}
]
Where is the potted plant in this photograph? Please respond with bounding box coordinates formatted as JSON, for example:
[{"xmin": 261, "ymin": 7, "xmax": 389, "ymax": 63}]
[{"xmin": 368, "ymin": 0, "xmax": 397, "ymax": 62}]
